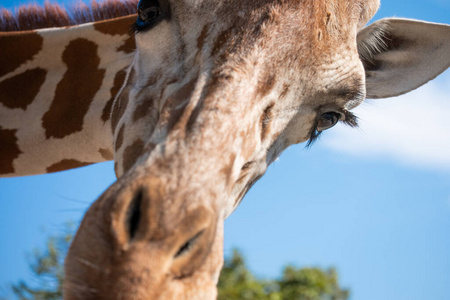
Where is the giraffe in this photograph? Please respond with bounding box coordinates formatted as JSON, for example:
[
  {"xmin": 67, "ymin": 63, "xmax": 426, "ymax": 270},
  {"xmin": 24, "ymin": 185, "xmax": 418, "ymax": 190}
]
[{"xmin": 1, "ymin": 0, "xmax": 450, "ymax": 299}]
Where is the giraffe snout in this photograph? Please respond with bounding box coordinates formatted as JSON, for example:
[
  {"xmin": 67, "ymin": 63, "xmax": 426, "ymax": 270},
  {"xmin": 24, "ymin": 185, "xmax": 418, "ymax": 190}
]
[{"xmin": 65, "ymin": 173, "xmax": 221, "ymax": 299}]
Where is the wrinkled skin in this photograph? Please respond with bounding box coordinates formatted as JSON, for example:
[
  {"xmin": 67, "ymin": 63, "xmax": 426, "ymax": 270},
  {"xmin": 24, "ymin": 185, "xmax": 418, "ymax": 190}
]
[{"xmin": 64, "ymin": 0, "xmax": 450, "ymax": 299}]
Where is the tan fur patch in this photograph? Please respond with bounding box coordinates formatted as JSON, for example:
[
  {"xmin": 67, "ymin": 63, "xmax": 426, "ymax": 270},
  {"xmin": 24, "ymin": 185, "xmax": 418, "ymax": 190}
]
[
  {"xmin": 0, "ymin": 68, "xmax": 47, "ymax": 110},
  {"xmin": 122, "ymin": 138, "xmax": 144, "ymax": 173},
  {"xmin": 0, "ymin": 32, "xmax": 43, "ymax": 78},
  {"xmin": 46, "ymin": 159, "xmax": 91, "ymax": 173},
  {"xmin": 42, "ymin": 38, "xmax": 105, "ymax": 139},
  {"xmin": 0, "ymin": 126, "xmax": 22, "ymax": 175}
]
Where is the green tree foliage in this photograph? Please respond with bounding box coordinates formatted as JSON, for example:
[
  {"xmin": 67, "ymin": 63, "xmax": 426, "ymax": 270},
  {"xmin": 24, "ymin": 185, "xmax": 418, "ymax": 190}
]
[
  {"xmin": 9, "ymin": 224, "xmax": 73, "ymax": 300},
  {"xmin": 218, "ymin": 249, "xmax": 349, "ymax": 300},
  {"xmin": 10, "ymin": 228, "xmax": 349, "ymax": 300}
]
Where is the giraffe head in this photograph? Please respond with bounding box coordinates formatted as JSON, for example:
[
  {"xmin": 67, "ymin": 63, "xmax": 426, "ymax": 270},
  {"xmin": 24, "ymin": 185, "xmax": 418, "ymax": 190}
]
[{"xmin": 64, "ymin": 0, "xmax": 450, "ymax": 298}]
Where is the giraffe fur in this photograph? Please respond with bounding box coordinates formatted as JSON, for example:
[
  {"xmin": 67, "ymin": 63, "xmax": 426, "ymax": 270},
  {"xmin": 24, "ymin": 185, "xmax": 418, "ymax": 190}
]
[{"xmin": 1, "ymin": 0, "xmax": 450, "ymax": 299}]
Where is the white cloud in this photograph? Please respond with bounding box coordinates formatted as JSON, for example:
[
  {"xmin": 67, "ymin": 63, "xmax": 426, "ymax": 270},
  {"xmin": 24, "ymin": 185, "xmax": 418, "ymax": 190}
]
[{"xmin": 323, "ymin": 71, "xmax": 450, "ymax": 172}]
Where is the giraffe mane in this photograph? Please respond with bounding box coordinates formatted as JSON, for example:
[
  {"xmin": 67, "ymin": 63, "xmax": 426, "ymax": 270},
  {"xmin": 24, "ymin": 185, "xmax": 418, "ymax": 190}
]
[{"xmin": 0, "ymin": 0, "xmax": 138, "ymax": 32}]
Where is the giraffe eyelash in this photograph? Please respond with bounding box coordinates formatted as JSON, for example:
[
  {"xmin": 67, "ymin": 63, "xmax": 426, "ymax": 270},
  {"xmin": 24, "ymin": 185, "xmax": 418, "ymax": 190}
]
[
  {"xmin": 306, "ymin": 110, "xmax": 358, "ymax": 148},
  {"xmin": 132, "ymin": 0, "xmax": 168, "ymax": 34},
  {"xmin": 341, "ymin": 110, "xmax": 359, "ymax": 128},
  {"xmin": 306, "ymin": 128, "xmax": 323, "ymax": 148},
  {"xmin": 130, "ymin": 12, "xmax": 165, "ymax": 34},
  {"xmin": 130, "ymin": 22, "xmax": 143, "ymax": 34},
  {"xmin": 131, "ymin": 16, "xmax": 166, "ymax": 34}
]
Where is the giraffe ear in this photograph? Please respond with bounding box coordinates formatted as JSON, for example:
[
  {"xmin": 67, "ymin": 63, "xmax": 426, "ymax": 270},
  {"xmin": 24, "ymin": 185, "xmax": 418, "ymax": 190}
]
[{"xmin": 357, "ymin": 18, "xmax": 450, "ymax": 99}]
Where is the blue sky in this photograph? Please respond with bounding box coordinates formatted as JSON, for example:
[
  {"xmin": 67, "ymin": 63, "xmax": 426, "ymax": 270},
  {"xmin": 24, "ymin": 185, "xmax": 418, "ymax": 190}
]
[{"xmin": 1, "ymin": 1, "xmax": 449, "ymax": 300}]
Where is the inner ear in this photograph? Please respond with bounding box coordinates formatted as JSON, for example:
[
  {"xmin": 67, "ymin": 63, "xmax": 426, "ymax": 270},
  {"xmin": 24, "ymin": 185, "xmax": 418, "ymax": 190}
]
[
  {"xmin": 358, "ymin": 31, "xmax": 401, "ymax": 73},
  {"xmin": 357, "ymin": 18, "xmax": 450, "ymax": 99}
]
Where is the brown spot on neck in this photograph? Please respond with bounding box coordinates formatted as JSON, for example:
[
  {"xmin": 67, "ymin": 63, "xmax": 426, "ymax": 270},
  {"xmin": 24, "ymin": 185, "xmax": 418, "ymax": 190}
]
[
  {"xmin": 197, "ymin": 24, "xmax": 209, "ymax": 51},
  {"xmin": 0, "ymin": 126, "xmax": 22, "ymax": 175},
  {"xmin": 99, "ymin": 148, "xmax": 114, "ymax": 160},
  {"xmin": 0, "ymin": 32, "xmax": 43, "ymax": 78},
  {"xmin": 93, "ymin": 15, "xmax": 136, "ymax": 36},
  {"xmin": 164, "ymin": 77, "xmax": 198, "ymax": 133},
  {"xmin": 94, "ymin": 15, "xmax": 136, "ymax": 54},
  {"xmin": 111, "ymin": 68, "xmax": 134, "ymax": 132},
  {"xmin": 0, "ymin": 68, "xmax": 46, "ymax": 110},
  {"xmin": 111, "ymin": 94, "xmax": 129, "ymax": 134},
  {"xmin": 117, "ymin": 35, "xmax": 136, "ymax": 54},
  {"xmin": 115, "ymin": 124, "xmax": 125, "ymax": 151},
  {"xmin": 102, "ymin": 68, "xmax": 128, "ymax": 123},
  {"xmin": 132, "ymin": 97, "xmax": 156, "ymax": 122},
  {"xmin": 211, "ymin": 27, "xmax": 233, "ymax": 58},
  {"xmin": 46, "ymin": 159, "xmax": 91, "ymax": 173},
  {"xmin": 122, "ymin": 138, "xmax": 145, "ymax": 173},
  {"xmin": 42, "ymin": 38, "xmax": 105, "ymax": 139}
]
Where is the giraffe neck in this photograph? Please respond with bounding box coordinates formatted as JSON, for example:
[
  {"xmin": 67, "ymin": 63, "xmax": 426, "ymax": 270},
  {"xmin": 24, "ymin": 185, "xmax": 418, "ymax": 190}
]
[{"xmin": 0, "ymin": 15, "xmax": 136, "ymax": 177}]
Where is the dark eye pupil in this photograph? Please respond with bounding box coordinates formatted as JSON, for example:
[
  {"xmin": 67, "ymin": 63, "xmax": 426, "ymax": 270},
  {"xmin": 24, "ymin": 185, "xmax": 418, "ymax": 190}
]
[
  {"xmin": 137, "ymin": 0, "xmax": 160, "ymax": 23},
  {"xmin": 138, "ymin": 6, "xmax": 159, "ymax": 22},
  {"xmin": 317, "ymin": 112, "xmax": 340, "ymax": 131}
]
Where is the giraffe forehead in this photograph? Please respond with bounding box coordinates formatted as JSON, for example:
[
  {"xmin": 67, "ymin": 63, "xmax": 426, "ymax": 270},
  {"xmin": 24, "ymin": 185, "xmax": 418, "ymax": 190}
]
[
  {"xmin": 114, "ymin": 0, "xmax": 379, "ymax": 181},
  {"xmin": 134, "ymin": 0, "xmax": 372, "ymax": 75}
]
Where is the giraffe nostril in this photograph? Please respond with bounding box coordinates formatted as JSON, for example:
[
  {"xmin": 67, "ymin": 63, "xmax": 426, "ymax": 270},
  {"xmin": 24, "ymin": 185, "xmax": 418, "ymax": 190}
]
[
  {"xmin": 126, "ymin": 189, "xmax": 143, "ymax": 241},
  {"xmin": 174, "ymin": 230, "xmax": 204, "ymax": 259}
]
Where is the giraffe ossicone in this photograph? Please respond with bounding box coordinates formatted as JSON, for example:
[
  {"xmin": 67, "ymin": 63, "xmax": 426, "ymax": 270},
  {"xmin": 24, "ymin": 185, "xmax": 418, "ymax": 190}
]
[{"xmin": 1, "ymin": 0, "xmax": 449, "ymax": 299}]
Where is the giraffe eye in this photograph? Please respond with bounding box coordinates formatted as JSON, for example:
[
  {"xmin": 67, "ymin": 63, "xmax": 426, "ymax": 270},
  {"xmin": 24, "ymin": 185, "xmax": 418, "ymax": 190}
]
[
  {"xmin": 317, "ymin": 112, "xmax": 341, "ymax": 132},
  {"xmin": 136, "ymin": 0, "xmax": 161, "ymax": 28}
]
